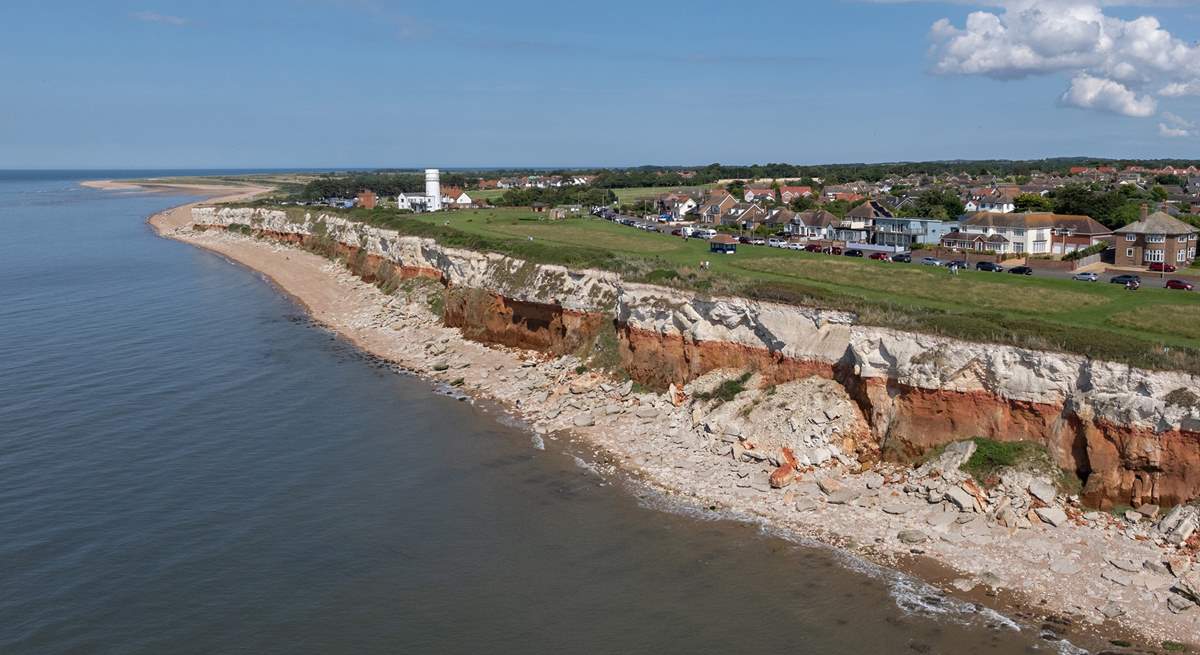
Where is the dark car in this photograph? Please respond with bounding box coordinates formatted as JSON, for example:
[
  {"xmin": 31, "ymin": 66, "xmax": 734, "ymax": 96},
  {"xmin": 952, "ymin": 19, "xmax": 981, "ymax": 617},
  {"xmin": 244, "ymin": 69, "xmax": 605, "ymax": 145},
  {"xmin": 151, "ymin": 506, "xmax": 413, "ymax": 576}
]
[
  {"xmin": 827, "ymin": 247, "xmax": 843, "ymax": 255},
  {"xmin": 1149, "ymin": 262, "xmax": 1178, "ymax": 273},
  {"xmin": 891, "ymin": 253, "xmax": 912, "ymax": 263},
  {"xmin": 975, "ymin": 261, "xmax": 1004, "ymax": 272},
  {"xmin": 1009, "ymin": 266, "xmax": 1033, "ymax": 275},
  {"xmin": 844, "ymin": 249, "xmax": 864, "ymax": 257},
  {"xmin": 869, "ymin": 252, "xmax": 891, "ymax": 260},
  {"xmin": 804, "ymin": 244, "xmax": 822, "ymax": 253},
  {"xmin": 738, "ymin": 236, "xmax": 753, "ymax": 244},
  {"xmin": 1165, "ymin": 279, "xmax": 1194, "ymax": 290},
  {"xmin": 947, "ymin": 259, "xmax": 968, "ymax": 270},
  {"xmin": 1110, "ymin": 274, "xmax": 1141, "ymax": 285}
]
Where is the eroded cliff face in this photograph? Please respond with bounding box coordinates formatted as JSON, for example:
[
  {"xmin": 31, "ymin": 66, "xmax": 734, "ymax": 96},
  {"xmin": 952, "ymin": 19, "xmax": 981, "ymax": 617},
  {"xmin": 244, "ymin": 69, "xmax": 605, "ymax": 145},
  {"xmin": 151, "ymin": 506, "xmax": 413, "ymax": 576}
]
[{"xmin": 191, "ymin": 206, "xmax": 1200, "ymax": 507}]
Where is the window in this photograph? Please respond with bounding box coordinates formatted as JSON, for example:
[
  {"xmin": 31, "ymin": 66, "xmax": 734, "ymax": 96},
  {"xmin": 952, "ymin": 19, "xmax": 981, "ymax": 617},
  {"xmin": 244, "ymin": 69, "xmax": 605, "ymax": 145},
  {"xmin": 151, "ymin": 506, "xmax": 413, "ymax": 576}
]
[
  {"xmin": 1179, "ymin": 250, "xmax": 1188, "ymax": 263},
  {"xmin": 1126, "ymin": 247, "xmax": 1134, "ymax": 258},
  {"xmin": 1032, "ymin": 240, "xmax": 1047, "ymax": 253},
  {"xmin": 1179, "ymin": 235, "xmax": 1189, "ymax": 244},
  {"xmin": 1145, "ymin": 249, "xmax": 1164, "ymax": 263},
  {"xmin": 1126, "ymin": 234, "xmax": 1136, "ymax": 241},
  {"xmin": 1147, "ymin": 234, "xmax": 1166, "ymax": 243}
]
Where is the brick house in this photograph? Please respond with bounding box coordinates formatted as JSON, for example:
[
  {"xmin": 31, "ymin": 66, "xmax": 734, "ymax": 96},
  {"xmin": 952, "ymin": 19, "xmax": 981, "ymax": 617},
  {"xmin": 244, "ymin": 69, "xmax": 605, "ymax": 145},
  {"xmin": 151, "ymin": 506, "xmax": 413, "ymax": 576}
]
[{"xmin": 1114, "ymin": 208, "xmax": 1198, "ymax": 268}]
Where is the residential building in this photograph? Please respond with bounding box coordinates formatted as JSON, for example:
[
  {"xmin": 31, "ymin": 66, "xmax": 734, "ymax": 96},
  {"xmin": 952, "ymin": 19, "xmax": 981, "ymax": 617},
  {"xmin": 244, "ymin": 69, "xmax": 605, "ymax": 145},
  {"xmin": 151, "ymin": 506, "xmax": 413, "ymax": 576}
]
[
  {"xmin": 697, "ymin": 190, "xmax": 736, "ymax": 225},
  {"xmin": 356, "ymin": 190, "xmax": 377, "ymax": 209},
  {"xmin": 786, "ymin": 209, "xmax": 839, "ymax": 239},
  {"xmin": 398, "ymin": 191, "xmax": 434, "ymax": 212},
  {"xmin": 720, "ymin": 203, "xmax": 767, "ymax": 230},
  {"xmin": 872, "ymin": 217, "xmax": 955, "ymax": 249},
  {"xmin": 940, "ymin": 212, "xmax": 1112, "ymax": 255},
  {"xmin": 1113, "ymin": 208, "xmax": 1199, "ymax": 268},
  {"xmin": 441, "ymin": 187, "xmax": 474, "ymax": 207},
  {"xmin": 779, "ymin": 186, "xmax": 814, "ymax": 203},
  {"xmin": 657, "ymin": 193, "xmax": 697, "ymax": 220},
  {"xmin": 744, "ymin": 188, "xmax": 776, "ymax": 203}
]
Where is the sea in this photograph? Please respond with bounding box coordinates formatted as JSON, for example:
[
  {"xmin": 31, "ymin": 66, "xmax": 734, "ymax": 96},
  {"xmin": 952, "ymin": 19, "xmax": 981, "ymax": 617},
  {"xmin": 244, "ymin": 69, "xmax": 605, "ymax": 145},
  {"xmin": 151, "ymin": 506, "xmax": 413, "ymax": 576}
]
[{"xmin": 0, "ymin": 170, "xmax": 1084, "ymax": 654}]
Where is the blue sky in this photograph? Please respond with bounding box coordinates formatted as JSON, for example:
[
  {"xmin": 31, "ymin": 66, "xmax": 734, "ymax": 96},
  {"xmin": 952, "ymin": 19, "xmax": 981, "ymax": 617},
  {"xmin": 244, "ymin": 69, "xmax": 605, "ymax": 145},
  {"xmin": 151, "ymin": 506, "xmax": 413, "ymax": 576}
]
[{"xmin": 4, "ymin": 1, "xmax": 1200, "ymax": 168}]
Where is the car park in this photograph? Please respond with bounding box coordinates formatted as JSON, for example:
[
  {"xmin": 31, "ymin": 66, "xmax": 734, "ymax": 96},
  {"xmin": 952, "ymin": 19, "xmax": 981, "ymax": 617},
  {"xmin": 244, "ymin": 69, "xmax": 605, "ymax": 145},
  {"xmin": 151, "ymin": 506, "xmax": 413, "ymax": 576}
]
[
  {"xmin": 1165, "ymin": 279, "xmax": 1194, "ymax": 290},
  {"xmin": 975, "ymin": 261, "xmax": 1004, "ymax": 272},
  {"xmin": 1009, "ymin": 266, "xmax": 1033, "ymax": 275},
  {"xmin": 891, "ymin": 253, "xmax": 912, "ymax": 263},
  {"xmin": 1149, "ymin": 263, "xmax": 1178, "ymax": 273},
  {"xmin": 1110, "ymin": 274, "xmax": 1141, "ymax": 285},
  {"xmin": 844, "ymin": 249, "xmax": 864, "ymax": 257},
  {"xmin": 920, "ymin": 257, "xmax": 944, "ymax": 266},
  {"xmin": 1071, "ymin": 272, "xmax": 1099, "ymax": 282},
  {"xmin": 869, "ymin": 252, "xmax": 891, "ymax": 260}
]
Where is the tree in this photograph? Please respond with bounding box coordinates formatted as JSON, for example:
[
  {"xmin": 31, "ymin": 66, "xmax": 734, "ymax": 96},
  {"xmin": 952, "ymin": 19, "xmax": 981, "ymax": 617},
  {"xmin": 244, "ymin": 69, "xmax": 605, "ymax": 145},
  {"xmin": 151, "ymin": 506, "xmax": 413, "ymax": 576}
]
[
  {"xmin": 897, "ymin": 188, "xmax": 964, "ymax": 219},
  {"xmin": 1151, "ymin": 185, "xmax": 1169, "ymax": 202},
  {"xmin": 789, "ymin": 195, "xmax": 816, "ymax": 211},
  {"xmin": 1014, "ymin": 193, "xmax": 1053, "ymax": 212}
]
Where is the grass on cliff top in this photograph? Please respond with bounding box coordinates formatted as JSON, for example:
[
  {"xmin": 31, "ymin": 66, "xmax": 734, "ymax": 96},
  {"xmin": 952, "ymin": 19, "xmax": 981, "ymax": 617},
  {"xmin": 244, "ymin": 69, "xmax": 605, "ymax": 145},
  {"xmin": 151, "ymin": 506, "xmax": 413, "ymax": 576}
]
[{"xmin": 215, "ymin": 202, "xmax": 1200, "ymax": 375}]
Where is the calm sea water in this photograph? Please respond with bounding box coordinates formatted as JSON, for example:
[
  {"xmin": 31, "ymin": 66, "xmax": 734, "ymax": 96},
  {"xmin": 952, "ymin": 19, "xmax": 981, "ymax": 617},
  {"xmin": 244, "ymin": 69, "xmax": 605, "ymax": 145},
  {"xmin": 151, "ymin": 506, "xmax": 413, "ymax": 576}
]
[{"xmin": 0, "ymin": 171, "xmax": 1073, "ymax": 654}]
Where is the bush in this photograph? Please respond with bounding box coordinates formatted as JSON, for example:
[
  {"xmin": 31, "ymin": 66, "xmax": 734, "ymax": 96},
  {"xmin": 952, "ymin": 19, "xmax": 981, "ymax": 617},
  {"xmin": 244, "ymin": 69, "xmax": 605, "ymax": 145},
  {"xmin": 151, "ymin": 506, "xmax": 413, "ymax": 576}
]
[
  {"xmin": 1063, "ymin": 242, "xmax": 1107, "ymax": 261},
  {"xmin": 694, "ymin": 372, "xmax": 752, "ymax": 403}
]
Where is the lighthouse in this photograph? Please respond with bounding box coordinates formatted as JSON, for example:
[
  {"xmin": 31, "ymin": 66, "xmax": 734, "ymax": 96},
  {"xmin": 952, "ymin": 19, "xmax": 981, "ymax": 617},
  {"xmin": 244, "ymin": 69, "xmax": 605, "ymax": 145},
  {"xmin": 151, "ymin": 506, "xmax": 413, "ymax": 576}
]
[{"xmin": 425, "ymin": 169, "xmax": 442, "ymax": 212}]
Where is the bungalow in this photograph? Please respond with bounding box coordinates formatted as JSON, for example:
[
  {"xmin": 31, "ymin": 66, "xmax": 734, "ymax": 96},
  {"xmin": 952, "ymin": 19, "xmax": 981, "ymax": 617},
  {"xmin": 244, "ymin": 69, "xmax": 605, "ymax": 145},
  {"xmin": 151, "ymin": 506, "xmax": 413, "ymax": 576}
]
[
  {"xmin": 940, "ymin": 212, "xmax": 1111, "ymax": 255},
  {"xmin": 1114, "ymin": 207, "xmax": 1198, "ymax": 268},
  {"xmin": 441, "ymin": 187, "xmax": 474, "ymax": 207},
  {"xmin": 657, "ymin": 193, "xmax": 698, "ymax": 220},
  {"xmin": 744, "ymin": 188, "xmax": 776, "ymax": 203},
  {"xmin": 720, "ymin": 203, "xmax": 768, "ymax": 230},
  {"xmin": 779, "ymin": 186, "xmax": 814, "ymax": 203},
  {"xmin": 787, "ymin": 209, "xmax": 839, "ymax": 239}
]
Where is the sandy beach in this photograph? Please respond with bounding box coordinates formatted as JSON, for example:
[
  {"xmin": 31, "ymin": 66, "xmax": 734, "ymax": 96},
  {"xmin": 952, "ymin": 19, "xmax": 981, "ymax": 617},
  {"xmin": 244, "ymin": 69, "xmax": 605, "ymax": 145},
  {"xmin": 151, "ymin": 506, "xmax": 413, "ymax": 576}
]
[{"xmin": 86, "ymin": 180, "xmax": 1200, "ymax": 651}]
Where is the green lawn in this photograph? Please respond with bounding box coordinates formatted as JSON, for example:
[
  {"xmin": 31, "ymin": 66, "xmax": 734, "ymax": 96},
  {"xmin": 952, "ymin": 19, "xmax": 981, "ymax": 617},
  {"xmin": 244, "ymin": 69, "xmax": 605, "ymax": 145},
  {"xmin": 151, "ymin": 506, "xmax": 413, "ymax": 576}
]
[
  {"xmin": 226, "ymin": 204, "xmax": 1200, "ymax": 373},
  {"xmin": 612, "ymin": 184, "xmax": 715, "ymax": 204}
]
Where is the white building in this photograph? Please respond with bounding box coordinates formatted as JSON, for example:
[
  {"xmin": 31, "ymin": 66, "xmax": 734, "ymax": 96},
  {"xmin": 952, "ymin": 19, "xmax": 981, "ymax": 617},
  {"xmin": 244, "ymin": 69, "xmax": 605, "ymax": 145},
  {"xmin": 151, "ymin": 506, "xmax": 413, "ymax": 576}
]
[{"xmin": 396, "ymin": 168, "xmax": 444, "ymax": 212}]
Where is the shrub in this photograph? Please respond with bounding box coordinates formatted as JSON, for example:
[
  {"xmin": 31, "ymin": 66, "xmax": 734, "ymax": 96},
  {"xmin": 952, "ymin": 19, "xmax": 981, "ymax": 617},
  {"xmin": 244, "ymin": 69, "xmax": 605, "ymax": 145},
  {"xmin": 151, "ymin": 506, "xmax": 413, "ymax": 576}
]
[{"xmin": 694, "ymin": 372, "xmax": 753, "ymax": 403}]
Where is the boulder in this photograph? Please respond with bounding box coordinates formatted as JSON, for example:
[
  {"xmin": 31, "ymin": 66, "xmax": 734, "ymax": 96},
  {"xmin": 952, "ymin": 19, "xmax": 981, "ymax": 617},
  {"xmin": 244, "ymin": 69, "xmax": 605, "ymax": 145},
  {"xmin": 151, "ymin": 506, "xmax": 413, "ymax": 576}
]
[
  {"xmin": 634, "ymin": 406, "xmax": 660, "ymax": 419},
  {"xmin": 817, "ymin": 477, "xmax": 842, "ymax": 495},
  {"xmin": 898, "ymin": 529, "xmax": 928, "ymax": 545},
  {"xmin": 1109, "ymin": 558, "xmax": 1144, "ymax": 573},
  {"xmin": 882, "ymin": 502, "xmax": 912, "ymax": 515},
  {"xmin": 1136, "ymin": 503, "xmax": 1161, "ymax": 520},
  {"xmin": 1158, "ymin": 506, "xmax": 1200, "ymax": 545},
  {"xmin": 618, "ymin": 380, "xmax": 634, "ymax": 397},
  {"xmin": 863, "ymin": 472, "xmax": 885, "ymax": 490},
  {"xmin": 1034, "ymin": 506, "xmax": 1068, "ymax": 527},
  {"xmin": 944, "ymin": 486, "xmax": 976, "ymax": 512},
  {"xmin": 916, "ymin": 440, "xmax": 976, "ymax": 477},
  {"xmin": 1027, "ymin": 480, "xmax": 1057, "ymax": 506},
  {"xmin": 769, "ymin": 464, "xmax": 795, "ymax": 489},
  {"xmin": 1175, "ymin": 570, "xmax": 1200, "ymax": 606},
  {"xmin": 1050, "ymin": 559, "xmax": 1081, "ymax": 575},
  {"xmin": 826, "ymin": 489, "xmax": 861, "ymax": 505},
  {"xmin": 572, "ymin": 413, "xmax": 595, "ymax": 427}
]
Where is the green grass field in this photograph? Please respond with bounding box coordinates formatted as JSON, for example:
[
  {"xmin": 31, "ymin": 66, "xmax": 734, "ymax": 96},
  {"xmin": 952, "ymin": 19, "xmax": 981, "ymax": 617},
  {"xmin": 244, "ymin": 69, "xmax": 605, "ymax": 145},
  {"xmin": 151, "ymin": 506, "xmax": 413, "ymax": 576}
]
[
  {"xmin": 612, "ymin": 185, "xmax": 715, "ymax": 204},
  {"xmin": 227, "ymin": 204, "xmax": 1200, "ymax": 373}
]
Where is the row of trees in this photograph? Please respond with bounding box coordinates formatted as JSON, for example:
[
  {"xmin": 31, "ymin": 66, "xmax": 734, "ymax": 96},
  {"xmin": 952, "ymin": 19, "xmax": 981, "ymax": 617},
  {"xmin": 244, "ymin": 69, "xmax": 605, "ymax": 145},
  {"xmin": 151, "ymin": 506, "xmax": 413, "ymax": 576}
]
[{"xmin": 492, "ymin": 186, "xmax": 616, "ymax": 208}]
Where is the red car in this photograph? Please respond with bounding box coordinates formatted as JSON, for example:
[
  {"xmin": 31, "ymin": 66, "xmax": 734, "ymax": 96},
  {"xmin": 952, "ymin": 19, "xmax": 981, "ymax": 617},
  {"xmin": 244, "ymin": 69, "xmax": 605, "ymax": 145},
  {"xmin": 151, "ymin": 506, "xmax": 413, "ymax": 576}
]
[
  {"xmin": 804, "ymin": 244, "xmax": 822, "ymax": 253},
  {"xmin": 1165, "ymin": 279, "xmax": 1194, "ymax": 290},
  {"xmin": 869, "ymin": 252, "xmax": 891, "ymax": 260},
  {"xmin": 1149, "ymin": 262, "xmax": 1178, "ymax": 273}
]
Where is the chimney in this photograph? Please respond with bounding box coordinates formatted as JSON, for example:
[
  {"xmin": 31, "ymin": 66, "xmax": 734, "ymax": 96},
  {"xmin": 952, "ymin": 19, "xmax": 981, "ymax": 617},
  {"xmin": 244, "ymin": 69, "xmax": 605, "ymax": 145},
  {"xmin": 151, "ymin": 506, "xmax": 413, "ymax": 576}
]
[{"xmin": 1140, "ymin": 203, "xmax": 1149, "ymax": 219}]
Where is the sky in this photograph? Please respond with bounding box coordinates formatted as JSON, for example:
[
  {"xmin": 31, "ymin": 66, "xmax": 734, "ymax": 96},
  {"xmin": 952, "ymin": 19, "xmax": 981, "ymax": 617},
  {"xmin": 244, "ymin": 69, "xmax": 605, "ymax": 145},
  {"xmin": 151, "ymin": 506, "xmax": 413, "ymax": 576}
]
[{"xmin": 4, "ymin": 0, "xmax": 1200, "ymax": 168}]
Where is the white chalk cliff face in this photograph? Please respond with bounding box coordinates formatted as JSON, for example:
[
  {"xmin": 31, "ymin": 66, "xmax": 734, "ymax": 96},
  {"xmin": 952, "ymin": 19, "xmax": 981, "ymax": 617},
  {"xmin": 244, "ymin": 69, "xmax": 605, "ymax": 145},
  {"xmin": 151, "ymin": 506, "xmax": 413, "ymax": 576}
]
[{"xmin": 192, "ymin": 207, "xmax": 1200, "ymax": 505}]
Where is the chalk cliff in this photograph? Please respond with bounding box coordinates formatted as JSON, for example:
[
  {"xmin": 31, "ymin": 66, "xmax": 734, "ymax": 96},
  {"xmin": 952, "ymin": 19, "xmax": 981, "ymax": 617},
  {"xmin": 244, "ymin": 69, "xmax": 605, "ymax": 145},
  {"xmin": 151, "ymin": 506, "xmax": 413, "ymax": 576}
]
[{"xmin": 191, "ymin": 206, "xmax": 1200, "ymax": 507}]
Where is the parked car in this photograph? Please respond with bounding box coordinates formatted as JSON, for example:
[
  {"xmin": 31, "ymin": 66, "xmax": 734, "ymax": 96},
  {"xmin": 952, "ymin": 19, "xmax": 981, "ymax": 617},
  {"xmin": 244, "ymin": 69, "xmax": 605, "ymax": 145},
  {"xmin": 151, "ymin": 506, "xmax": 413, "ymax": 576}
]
[
  {"xmin": 869, "ymin": 252, "xmax": 891, "ymax": 261},
  {"xmin": 787, "ymin": 242, "xmax": 805, "ymax": 250},
  {"xmin": 738, "ymin": 236, "xmax": 753, "ymax": 244},
  {"xmin": 920, "ymin": 257, "xmax": 945, "ymax": 266},
  {"xmin": 1149, "ymin": 262, "xmax": 1178, "ymax": 273},
  {"xmin": 1009, "ymin": 266, "xmax": 1033, "ymax": 275},
  {"xmin": 670, "ymin": 228, "xmax": 684, "ymax": 236},
  {"xmin": 975, "ymin": 261, "xmax": 1004, "ymax": 272},
  {"xmin": 844, "ymin": 249, "xmax": 864, "ymax": 258},
  {"xmin": 891, "ymin": 253, "xmax": 912, "ymax": 263},
  {"xmin": 826, "ymin": 247, "xmax": 843, "ymax": 255},
  {"xmin": 749, "ymin": 238, "xmax": 767, "ymax": 246},
  {"xmin": 948, "ymin": 259, "xmax": 968, "ymax": 270},
  {"xmin": 1071, "ymin": 272, "xmax": 1099, "ymax": 282},
  {"xmin": 767, "ymin": 238, "xmax": 785, "ymax": 248},
  {"xmin": 694, "ymin": 228, "xmax": 717, "ymax": 240},
  {"xmin": 1110, "ymin": 274, "xmax": 1141, "ymax": 285},
  {"xmin": 804, "ymin": 244, "xmax": 822, "ymax": 253},
  {"xmin": 1165, "ymin": 279, "xmax": 1194, "ymax": 290}
]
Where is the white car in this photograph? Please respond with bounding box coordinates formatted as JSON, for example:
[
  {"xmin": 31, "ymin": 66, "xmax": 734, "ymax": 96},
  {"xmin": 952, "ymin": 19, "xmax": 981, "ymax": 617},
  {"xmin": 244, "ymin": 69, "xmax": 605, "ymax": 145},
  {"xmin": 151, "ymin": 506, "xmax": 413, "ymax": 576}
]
[
  {"xmin": 767, "ymin": 238, "xmax": 785, "ymax": 248},
  {"xmin": 787, "ymin": 242, "xmax": 805, "ymax": 250},
  {"xmin": 921, "ymin": 256, "xmax": 945, "ymax": 266},
  {"xmin": 694, "ymin": 229, "xmax": 717, "ymax": 240},
  {"xmin": 749, "ymin": 238, "xmax": 767, "ymax": 246},
  {"xmin": 1071, "ymin": 272, "xmax": 1099, "ymax": 282}
]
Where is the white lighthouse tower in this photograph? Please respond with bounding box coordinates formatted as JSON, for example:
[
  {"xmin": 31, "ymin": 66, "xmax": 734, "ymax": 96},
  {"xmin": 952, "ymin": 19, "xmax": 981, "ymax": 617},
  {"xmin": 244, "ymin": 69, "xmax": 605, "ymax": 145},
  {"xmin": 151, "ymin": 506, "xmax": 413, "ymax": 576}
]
[{"xmin": 425, "ymin": 169, "xmax": 442, "ymax": 212}]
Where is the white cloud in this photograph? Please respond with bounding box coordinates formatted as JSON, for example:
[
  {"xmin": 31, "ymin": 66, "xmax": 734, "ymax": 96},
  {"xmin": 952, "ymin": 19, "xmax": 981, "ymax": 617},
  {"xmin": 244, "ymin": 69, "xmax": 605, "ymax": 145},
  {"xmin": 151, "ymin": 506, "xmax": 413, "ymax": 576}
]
[
  {"xmin": 927, "ymin": 0, "xmax": 1200, "ymax": 119},
  {"xmin": 1158, "ymin": 110, "xmax": 1196, "ymax": 137},
  {"xmin": 130, "ymin": 11, "xmax": 188, "ymax": 26},
  {"xmin": 1059, "ymin": 73, "xmax": 1158, "ymax": 116}
]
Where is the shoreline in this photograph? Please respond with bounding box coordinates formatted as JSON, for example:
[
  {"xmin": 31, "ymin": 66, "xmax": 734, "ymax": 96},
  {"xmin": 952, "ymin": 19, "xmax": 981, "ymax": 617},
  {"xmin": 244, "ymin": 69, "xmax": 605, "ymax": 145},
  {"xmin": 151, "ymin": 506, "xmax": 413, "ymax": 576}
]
[{"xmin": 108, "ymin": 181, "xmax": 1197, "ymax": 651}]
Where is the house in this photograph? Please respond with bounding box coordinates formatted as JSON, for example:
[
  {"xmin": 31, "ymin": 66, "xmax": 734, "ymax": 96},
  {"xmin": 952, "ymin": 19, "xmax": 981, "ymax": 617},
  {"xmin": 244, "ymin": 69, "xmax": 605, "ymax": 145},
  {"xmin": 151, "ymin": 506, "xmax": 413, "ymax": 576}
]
[
  {"xmin": 779, "ymin": 186, "xmax": 814, "ymax": 203},
  {"xmin": 1113, "ymin": 207, "xmax": 1198, "ymax": 268},
  {"xmin": 834, "ymin": 201, "xmax": 890, "ymax": 243},
  {"xmin": 764, "ymin": 208, "xmax": 796, "ymax": 230},
  {"xmin": 964, "ymin": 188, "xmax": 1018, "ymax": 213},
  {"xmin": 570, "ymin": 175, "xmax": 599, "ymax": 186},
  {"xmin": 550, "ymin": 204, "xmax": 583, "ymax": 220},
  {"xmin": 941, "ymin": 212, "xmax": 1112, "ymax": 255},
  {"xmin": 872, "ymin": 217, "xmax": 955, "ymax": 249},
  {"xmin": 657, "ymin": 193, "xmax": 698, "ymax": 220},
  {"xmin": 787, "ymin": 209, "xmax": 839, "ymax": 239},
  {"xmin": 720, "ymin": 203, "xmax": 767, "ymax": 230},
  {"xmin": 441, "ymin": 187, "xmax": 474, "ymax": 207},
  {"xmin": 744, "ymin": 188, "xmax": 776, "ymax": 203},
  {"xmin": 357, "ymin": 190, "xmax": 377, "ymax": 210},
  {"xmin": 398, "ymin": 191, "xmax": 434, "ymax": 212},
  {"xmin": 697, "ymin": 190, "xmax": 737, "ymax": 225}
]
